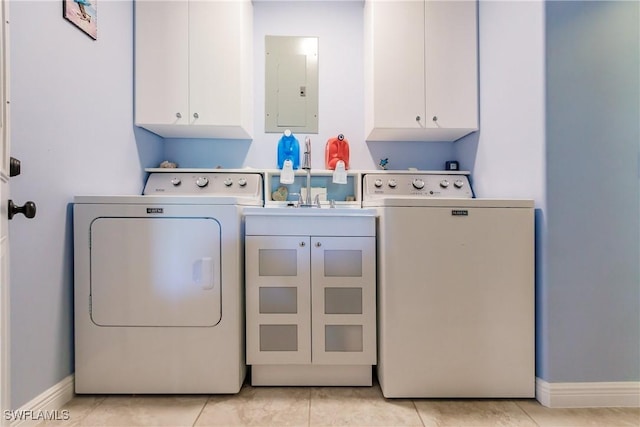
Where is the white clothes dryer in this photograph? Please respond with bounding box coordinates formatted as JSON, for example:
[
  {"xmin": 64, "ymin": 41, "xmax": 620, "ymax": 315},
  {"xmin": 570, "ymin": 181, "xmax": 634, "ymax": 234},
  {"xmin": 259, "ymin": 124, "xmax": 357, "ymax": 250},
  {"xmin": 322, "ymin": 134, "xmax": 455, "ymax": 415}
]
[
  {"xmin": 362, "ymin": 172, "xmax": 534, "ymax": 398},
  {"xmin": 74, "ymin": 171, "xmax": 263, "ymax": 394}
]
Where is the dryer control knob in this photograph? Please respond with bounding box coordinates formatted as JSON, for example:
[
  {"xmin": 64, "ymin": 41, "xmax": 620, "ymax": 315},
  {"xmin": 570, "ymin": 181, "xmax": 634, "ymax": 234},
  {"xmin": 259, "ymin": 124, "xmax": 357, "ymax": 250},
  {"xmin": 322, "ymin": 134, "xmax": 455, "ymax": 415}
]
[
  {"xmin": 170, "ymin": 177, "xmax": 182, "ymax": 186},
  {"xmin": 196, "ymin": 177, "xmax": 209, "ymax": 188},
  {"xmin": 374, "ymin": 179, "xmax": 383, "ymax": 188},
  {"xmin": 454, "ymin": 179, "xmax": 465, "ymax": 189},
  {"xmin": 440, "ymin": 180, "xmax": 450, "ymax": 188},
  {"xmin": 388, "ymin": 179, "xmax": 397, "ymax": 188},
  {"xmin": 238, "ymin": 178, "xmax": 247, "ymax": 187},
  {"xmin": 223, "ymin": 178, "xmax": 233, "ymax": 187},
  {"xmin": 412, "ymin": 179, "xmax": 425, "ymax": 190}
]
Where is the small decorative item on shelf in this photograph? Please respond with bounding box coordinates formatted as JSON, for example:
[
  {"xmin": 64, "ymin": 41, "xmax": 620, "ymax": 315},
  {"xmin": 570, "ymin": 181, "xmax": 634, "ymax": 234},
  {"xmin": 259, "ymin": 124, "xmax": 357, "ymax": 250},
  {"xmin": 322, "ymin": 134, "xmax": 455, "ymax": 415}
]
[
  {"xmin": 271, "ymin": 186, "xmax": 288, "ymax": 202},
  {"xmin": 445, "ymin": 160, "xmax": 459, "ymax": 171},
  {"xmin": 159, "ymin": 160, "xmax": 178, "ymax": 168},
  {"xmin": 378, "ymin": 158, "xmax": 389, "ymax": 170}
]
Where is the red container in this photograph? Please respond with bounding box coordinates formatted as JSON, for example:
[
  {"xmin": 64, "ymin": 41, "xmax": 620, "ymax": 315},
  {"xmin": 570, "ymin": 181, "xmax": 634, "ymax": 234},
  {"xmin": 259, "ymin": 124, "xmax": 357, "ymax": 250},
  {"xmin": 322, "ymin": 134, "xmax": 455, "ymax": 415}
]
[{"xmin": 325, "ymin": 134, "xmax": 350, "ymax": 170}]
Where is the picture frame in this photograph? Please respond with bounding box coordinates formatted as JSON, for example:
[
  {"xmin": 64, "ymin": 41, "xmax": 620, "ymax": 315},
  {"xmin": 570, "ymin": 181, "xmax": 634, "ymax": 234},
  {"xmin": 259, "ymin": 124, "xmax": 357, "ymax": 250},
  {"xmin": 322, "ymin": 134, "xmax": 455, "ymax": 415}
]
[{"xmin": 63, "ymin": 0, "xmax": 97, "ymax": 40}]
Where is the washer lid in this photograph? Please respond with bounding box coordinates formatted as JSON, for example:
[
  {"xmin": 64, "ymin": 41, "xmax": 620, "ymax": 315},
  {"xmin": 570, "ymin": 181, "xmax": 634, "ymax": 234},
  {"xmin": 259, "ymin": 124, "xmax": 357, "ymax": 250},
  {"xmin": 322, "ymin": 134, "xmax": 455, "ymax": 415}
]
[
  {"xmin": 362, "ymin": 198, "xmax": 534, "ymax": 208},
  {"xmin": 90, "ymin": 217, "xmax": 222, "ymax": 327}
]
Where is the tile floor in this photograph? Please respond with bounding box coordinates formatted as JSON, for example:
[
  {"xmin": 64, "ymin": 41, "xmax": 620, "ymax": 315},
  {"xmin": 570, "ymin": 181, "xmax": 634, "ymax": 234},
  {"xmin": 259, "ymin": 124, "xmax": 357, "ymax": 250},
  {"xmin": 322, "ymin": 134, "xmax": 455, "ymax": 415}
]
[{"xmin": 37, "ymin": 383, "xmax": 639, "ymax": 427}]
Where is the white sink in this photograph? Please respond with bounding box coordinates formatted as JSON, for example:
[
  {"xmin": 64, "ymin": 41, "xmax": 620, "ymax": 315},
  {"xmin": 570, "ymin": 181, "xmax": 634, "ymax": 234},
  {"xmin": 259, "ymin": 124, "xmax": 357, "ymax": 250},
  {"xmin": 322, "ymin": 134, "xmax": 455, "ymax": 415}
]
[
  {"xmin": 243, "ymin": 207, "xmax": 376, "ymax": 217},
  {"xmin": 243, "ymin": 207, "xmax": 376, "ymax": 236}
]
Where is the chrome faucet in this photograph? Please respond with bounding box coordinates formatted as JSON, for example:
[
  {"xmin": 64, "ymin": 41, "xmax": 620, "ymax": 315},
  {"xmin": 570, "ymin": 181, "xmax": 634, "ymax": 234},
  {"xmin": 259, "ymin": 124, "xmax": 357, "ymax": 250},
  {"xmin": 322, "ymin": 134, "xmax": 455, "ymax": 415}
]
[
  {"xmin": 300, "ymin": 137, "xmax": 318, "ymax": 207},
  {"xmin": 302, "ymin": 137, "xmax": 311, "ymax": 171}
]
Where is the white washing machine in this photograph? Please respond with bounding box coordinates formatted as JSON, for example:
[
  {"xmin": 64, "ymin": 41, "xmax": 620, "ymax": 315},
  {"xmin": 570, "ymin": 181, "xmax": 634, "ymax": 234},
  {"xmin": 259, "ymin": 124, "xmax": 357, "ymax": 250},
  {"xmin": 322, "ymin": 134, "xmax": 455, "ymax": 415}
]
[
  {"xmin": 362, "ymin": 172, "xmax": 534, "ymax": 398},
  {"xmin": 74, "ymin": 171, "xmax": 263, "ymax": 393}
]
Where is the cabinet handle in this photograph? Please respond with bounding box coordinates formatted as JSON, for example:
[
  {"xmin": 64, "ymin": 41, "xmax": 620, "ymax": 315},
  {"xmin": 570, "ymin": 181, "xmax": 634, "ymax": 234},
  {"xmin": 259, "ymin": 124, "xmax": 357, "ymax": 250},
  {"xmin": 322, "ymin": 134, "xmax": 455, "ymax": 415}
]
[
  {"xmin": 176, "ymin": 112, "xmax": 182, "ymax": 119},
  {"xmin": 300, "ymin": 241, "xmax": 306, "ymax": 247},
  {"xmin": 193, "ymin": 112, "xmax": 199, "ymax": 119},
  {"xmin": 315, "ymin": 242, "xmax": 322, "ymax": 247},
  {"xmin": 432, "ymin": 116, "xmax": 438, "ymax": 122},
  {"xmin": 415, "ymin": 115, "xmax": 421, "ymax": 122}
]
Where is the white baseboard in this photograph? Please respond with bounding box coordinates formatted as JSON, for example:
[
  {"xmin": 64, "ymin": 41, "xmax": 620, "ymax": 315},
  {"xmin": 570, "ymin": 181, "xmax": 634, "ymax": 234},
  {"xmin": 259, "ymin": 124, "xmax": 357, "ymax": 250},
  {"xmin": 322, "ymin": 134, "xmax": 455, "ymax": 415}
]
[
  {"xmin": 8, "ymin": 374, "xmax": 75, "ymax": 427},
  {"xmin": 536, "ymin": 377, "xmax": 640, "ymax": 408}
]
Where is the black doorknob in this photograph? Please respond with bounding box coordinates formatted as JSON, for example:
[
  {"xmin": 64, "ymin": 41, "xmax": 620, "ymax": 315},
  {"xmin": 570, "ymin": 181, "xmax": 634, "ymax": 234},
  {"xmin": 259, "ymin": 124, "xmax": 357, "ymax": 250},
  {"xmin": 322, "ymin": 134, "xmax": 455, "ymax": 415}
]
[{"xmin": 8, "ymin": 200, "xmax": 36, "ymax": 220}]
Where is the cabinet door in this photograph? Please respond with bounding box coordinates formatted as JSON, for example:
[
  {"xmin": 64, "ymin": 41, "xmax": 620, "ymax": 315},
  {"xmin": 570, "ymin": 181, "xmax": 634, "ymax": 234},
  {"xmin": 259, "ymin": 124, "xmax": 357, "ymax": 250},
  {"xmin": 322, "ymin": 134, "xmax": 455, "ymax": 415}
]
[
  {"xmin": 246, "ymin": 236, "xmax": 311, "ymax": 365},
  {"xmin": 425, "ymin": 0, "xmax": 478, "ymax": 129},
  {"xmin": 134, "ymin": 1, "xmax": 189, "ymax": 126},
  {"xmin": 365, "ymin": 0, "xmax": 478, "ymax": 141},
  {"xmin": 311, "ymin": 237, "xmax": 376, "ymax": 365},
  {"xmin": 368, "ymin": 0, "xmax": 425, "ymax": 129},
  {"xmin": 189, "ymin": 1, "xmax": 246, "ymax": 127}
]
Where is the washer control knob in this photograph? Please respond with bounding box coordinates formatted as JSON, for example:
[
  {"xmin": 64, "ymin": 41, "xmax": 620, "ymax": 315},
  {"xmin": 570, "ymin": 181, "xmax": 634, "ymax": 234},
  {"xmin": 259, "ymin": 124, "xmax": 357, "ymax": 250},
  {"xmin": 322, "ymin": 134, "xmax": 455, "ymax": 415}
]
[
  {"xmin": 412, "ymin": 178, "xmax": 425, "ymax": 190},
  {"xmin": 440, "ymin": 180, "xmax": 450, "ymax": 188},
  {"xmin": 454, "ymin": 179, "xmax": 465, "ymax": 189},
  {"xmin": 374, "ymin": 179, "xmax": 383, "ymax": 188},
  {"xmin": 238, "ymin": 178, "xmax": 247, "ymax": 187},
  {"xmin": 388, "ymin": 179, "xmax": 397, "ymax": 188},
  {"xmin": 170, "ymin": 177, "xmax": 182, "ymax": 186},
  {"xmin": 195, "ymin": 177, "xmax": 209, "ymax": 188},
  {"xmin": 223, "ymin": 178, "xmax": 233, "ymax": 187}
]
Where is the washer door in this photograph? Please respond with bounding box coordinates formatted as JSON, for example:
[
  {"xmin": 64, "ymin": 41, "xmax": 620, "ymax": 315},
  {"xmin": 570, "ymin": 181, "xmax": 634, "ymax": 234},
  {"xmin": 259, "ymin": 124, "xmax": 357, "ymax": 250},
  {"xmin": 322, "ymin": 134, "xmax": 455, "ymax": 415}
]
[{"xmin": 90, "ymin": 217, "xmax": 222, "ymax": 327}]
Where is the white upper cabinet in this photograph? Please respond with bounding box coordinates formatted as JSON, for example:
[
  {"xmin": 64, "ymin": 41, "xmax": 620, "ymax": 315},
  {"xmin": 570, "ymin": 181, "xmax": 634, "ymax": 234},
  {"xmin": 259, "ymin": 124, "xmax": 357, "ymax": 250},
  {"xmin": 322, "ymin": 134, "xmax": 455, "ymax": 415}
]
[
  {"xmin": 135, "ymin": 0, "xmax": 253, "ymax": 139},
  {"xmin": 364, "ymin": 0, "xmax": 478, "ymax": 142}
]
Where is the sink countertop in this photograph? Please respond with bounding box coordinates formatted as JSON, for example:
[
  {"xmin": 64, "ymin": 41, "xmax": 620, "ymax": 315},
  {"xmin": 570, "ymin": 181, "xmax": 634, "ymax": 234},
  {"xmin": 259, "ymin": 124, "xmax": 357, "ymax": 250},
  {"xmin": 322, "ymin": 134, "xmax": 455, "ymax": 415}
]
[
  {"xmin": 244, "ymin": 207, "xmax": 376, "ymax": 236},
  {"xmin": 243, "ymin": 207, "xmax": 377, "ymax": 217}
]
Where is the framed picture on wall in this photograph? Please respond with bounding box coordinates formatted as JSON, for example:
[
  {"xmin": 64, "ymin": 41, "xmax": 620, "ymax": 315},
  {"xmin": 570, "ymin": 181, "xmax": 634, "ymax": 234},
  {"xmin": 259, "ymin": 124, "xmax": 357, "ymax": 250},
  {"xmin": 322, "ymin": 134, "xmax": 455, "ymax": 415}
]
[{"xmin": 63, "ymin": 0, "xmax": 97, "ymax": 40}]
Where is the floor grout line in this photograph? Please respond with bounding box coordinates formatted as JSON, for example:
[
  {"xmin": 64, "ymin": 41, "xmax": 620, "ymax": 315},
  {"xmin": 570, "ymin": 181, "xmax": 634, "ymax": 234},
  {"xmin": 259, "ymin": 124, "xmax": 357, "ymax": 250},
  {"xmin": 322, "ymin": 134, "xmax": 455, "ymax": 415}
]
[
  {"xmin": 514, "ymin": 400, "xmax": 542, "ymax": 427},
  {"xmin": 73, "ymin": 395, "xmax": 107, "ymax": 426},
  {"xmin": 411, "ymin": 399, "xmax": 428, "ymax": 427},
  {"xmin": 190, "ymin": 395, "xmax": 210, "ymax": 427},
  {"xmin": 307, "ymin": 387, "xmax": 312, "ymax": 427}
]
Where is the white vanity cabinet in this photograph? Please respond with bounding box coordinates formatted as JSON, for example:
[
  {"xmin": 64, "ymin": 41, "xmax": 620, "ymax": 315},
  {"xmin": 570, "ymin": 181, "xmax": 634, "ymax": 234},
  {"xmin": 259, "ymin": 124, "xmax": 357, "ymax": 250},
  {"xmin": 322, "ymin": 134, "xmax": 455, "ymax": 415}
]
[
  {"xmin": 135, "ymin": 0, "xmax": 252, "ymax": 139},
  {"xmin": 244, "ymin": 209, "xmax": 376, "ymax": 386},
  {"xmin": 364, "ymin": 0, "xmax": 478, "ymax": 142}
]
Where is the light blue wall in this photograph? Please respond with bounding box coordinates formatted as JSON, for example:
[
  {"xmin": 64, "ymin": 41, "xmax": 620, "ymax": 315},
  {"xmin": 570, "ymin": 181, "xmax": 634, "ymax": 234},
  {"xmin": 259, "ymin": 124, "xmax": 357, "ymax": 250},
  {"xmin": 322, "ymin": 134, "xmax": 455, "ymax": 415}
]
[
  {"xmin": 543, "ymin": 0, "xmax": 639, "ymax": 382},
  {"xmin": 9, "ymin": 1, "xmax": 163, "ymax": 408}
]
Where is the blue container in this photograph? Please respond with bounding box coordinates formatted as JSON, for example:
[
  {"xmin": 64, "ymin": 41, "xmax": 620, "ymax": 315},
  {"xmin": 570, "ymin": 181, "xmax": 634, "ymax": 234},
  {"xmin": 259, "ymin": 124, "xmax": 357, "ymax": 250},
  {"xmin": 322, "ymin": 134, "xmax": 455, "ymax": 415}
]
[{"xmin": 277, "ymin": 131, "xmax": 300, "ymax": 169}]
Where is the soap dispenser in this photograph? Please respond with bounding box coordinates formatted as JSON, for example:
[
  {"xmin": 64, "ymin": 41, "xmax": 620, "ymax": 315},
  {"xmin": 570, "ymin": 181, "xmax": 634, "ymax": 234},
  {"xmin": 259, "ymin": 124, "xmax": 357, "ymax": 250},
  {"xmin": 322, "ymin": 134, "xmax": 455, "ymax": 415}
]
[
  {"xmin": 278, "ymin": 129, "xmax": 299, "ymax": 185},
  {"xmin": 277, "ymin": 129, "xmax": 300, "ymax": 169},
  {"xmin": 325, "ymin": 134, "xmax": 350, "ymax": 170}
]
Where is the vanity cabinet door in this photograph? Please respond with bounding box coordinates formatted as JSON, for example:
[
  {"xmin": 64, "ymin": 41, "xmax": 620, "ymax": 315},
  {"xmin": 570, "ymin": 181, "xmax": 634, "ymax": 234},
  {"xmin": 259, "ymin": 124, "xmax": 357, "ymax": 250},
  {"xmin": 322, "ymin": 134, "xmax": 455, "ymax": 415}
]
[
  {"xmin": 310, "ymin": 237, "xmax": 377, "ymax": 365},
  {"xmin": 246, "ymin": 236, "xmax": 311, "ymax": 365}
]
